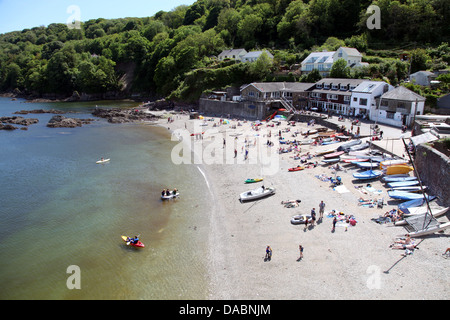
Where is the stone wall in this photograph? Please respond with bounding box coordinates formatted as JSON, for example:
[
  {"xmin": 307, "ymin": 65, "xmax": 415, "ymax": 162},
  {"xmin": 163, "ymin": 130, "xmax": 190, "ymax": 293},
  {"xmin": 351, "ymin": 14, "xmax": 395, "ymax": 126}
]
[
  {"xmin": 414, "ymin": 143, "xmax": 450, "ymax": 207},
  {"xmin": 199, "ymin": 98, "xmax": 268, "ymax": 120}
]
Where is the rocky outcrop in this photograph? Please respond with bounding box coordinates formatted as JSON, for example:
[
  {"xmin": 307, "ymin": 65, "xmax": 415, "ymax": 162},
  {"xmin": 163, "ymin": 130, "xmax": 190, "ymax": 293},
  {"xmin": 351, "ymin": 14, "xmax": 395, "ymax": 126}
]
[
  {"xmin": 0, "ymin": 116, "xmax": 39, "ymax": 127},
  {"xmin": 91, "ymin": 108, "xmax": 160, "ymax": 123},
  {"xmin": 46, "ymin": 115, "xmax": 94, "ymax": 128},
  {"xmin": 13, "ymin": 109, "xmax": 70, "ymax": 115}
]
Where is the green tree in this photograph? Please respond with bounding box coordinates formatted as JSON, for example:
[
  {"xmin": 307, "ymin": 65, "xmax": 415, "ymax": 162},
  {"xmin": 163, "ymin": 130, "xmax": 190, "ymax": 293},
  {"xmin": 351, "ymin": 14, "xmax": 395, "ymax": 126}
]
[{"xmin": 330, "ymin": 58, "xmax": 350, "ymax": 78}]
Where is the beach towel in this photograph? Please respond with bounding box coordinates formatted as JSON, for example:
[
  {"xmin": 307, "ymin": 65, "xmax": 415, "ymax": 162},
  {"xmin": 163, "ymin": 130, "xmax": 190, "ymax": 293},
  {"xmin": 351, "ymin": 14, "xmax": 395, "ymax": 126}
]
[{"xmin": 334, "ymin": 185, "xmax": 350, "ymax": 193}]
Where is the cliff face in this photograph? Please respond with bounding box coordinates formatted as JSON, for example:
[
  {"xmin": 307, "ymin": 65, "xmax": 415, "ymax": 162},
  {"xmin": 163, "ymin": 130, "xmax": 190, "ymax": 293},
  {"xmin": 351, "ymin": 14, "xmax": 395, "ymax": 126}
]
[{"xmin": 415, "ymin": 143, "xmax": 450, "ymax": 207}]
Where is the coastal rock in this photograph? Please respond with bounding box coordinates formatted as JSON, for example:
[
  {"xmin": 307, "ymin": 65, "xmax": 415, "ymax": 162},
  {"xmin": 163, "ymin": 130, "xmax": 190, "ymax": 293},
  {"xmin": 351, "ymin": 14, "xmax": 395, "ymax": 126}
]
[
  {"xmin": 14, "ymin": 109, "xmax": 68, "ymax": 114},
  {"xmin": 0, "ymin": 123, "xmax": 18, "ymax": 130},
  {"xmin": 91, "ymin": 107, "xmax": 160, "ymax": 123},
  {"xmin": 47, "ymin": 115, "xmax": 94, "ymax": 128},
  {"xmin": 0, "ymin": 116, "xmax": 39, "ymax": 126}
]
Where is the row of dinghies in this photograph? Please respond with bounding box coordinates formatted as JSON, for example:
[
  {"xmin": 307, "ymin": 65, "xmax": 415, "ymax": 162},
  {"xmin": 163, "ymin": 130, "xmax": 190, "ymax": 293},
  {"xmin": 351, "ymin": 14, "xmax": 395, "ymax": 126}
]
[{"xmin": 314, "ymin": 137, "xmax": 449, "ymax": 238}]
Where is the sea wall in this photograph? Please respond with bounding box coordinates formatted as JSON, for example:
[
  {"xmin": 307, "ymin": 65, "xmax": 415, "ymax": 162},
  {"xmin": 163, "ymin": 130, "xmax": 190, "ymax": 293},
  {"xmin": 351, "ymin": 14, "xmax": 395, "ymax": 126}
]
[
  {"xmin": 414, "ymin": 143, "xmax": 450, "ymax": 207},
  {"xmin": 199, "ymin": 99, "xmax": 267, "ymax": 120}
]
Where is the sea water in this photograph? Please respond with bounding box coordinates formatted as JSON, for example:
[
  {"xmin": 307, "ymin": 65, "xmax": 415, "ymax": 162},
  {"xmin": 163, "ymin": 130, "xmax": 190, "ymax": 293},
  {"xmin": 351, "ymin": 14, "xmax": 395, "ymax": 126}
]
[{"xmin": 0, "ymin": 98, "xmax": 211, "ymax": 299}]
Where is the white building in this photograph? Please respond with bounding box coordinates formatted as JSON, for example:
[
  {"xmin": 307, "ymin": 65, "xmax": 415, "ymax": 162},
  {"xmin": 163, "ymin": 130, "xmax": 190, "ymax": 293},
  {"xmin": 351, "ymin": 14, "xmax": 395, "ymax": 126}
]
[
  {"xmin": 350, "ymin": 81, "xmax": 393, "ymax": 119},
  {"xmin": 301, "ymin": 47, "xmax": 368, "ymax": 76},
  {"xmin": 241, "ymin": 50, "xmax": 274, "ymax": 63},
  {"xmin": 218, "ymin": 49, "xmax": 248, "ymax": 62}
]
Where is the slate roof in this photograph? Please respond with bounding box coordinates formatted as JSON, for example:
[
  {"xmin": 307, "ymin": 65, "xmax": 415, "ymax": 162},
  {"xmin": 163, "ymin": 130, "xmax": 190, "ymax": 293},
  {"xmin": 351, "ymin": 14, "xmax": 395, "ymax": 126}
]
[{"xmin": 381, "ymin": 86, "xmax": 426, "ymax": 101}]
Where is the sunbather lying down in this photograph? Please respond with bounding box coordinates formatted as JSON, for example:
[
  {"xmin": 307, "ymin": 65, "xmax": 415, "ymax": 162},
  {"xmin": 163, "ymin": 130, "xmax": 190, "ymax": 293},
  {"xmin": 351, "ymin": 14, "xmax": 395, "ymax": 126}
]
[{"xmin": 390, "ymin": 243, "xmax": 417, "ymax": 250}]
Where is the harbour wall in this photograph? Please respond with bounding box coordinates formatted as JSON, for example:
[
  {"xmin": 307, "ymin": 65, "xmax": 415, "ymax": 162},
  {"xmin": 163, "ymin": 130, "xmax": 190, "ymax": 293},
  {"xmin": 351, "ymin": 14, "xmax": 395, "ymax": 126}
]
[{"xmin": 414, "ymin": 143, "xmax": 450, "ymax": 207}]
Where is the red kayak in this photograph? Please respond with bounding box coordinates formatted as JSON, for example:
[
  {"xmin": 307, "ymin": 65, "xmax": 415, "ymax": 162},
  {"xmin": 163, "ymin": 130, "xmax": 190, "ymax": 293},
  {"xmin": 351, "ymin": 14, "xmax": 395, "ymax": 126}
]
[
  {"xmin": 122, "ymin": 236, "xmax": 145, "ymax": 248},
  {"xmin": 288, "ymin": 166, "xmax": 304, "ymax": 172}
]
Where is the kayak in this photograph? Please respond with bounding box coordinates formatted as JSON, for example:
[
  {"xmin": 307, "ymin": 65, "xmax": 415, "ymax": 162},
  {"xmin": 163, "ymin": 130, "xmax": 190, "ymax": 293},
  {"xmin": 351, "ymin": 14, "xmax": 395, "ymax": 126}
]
[
  {"xmin": 121, "ymin": 236, "xmax": 145, "ymax": 248},
  {"xmin": 288, "ymin": 166, "xmax": 304, "ymax": 172},
  {"xmin": 245, "ymin": 178, "xmax": 264, "ymax": 183},
  {"xmin": 96, "ymin": 158, "xmax": 110, "ymax": 164}
]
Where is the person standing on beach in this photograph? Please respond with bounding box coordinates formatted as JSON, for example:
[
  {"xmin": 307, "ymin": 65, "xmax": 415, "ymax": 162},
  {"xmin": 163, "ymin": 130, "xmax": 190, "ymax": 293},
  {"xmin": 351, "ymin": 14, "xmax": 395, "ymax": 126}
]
[
  {"xmin": 319, "ymin": 201, "xmax": 325, "ymax": 219},
  {"xmin": 310, "ymin": 208, "xmax": 316, "ymax": 226},
  {"xmin": 332, "ymin": 216, "xmax": 337, "ymax": 232},
  {"xmin": 299, "ymin": 245, "xmax": 304, "ymax": 259},
  {"xmin": 265, "ymin": 245, "xmax": 272, "ymax": 261}
]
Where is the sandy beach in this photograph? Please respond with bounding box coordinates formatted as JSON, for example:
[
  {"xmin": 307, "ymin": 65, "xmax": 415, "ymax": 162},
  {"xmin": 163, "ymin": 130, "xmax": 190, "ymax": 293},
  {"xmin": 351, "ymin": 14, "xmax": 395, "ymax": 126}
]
[{"xmin": 155, "ymin": 111, "xmax": 449, "ymax": 300}]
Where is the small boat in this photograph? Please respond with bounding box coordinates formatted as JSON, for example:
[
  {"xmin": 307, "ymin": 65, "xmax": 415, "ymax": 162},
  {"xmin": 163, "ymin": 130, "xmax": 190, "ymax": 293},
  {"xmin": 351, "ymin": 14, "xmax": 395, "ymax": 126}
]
[
  {"xmin": 96, "ymin": 158, "xmax": 110, "ymax": 164},
  {"xmin": 387, "ymin": 181, "xmax": 419, "ymax": 188},
  {"xmin": 121, "ymin": 236, "xmax": 145, "ymax": 248},
  {"xmin": 342, "ymin": 158, "xmax": 368, "ymax": 163},
  {"xmin": 391, "ymin": 186, "xmax": 427, "ymax": 192},
  {"xmin": 302, "ymin": 129, "xmax": 317, "ymax": 136},
  {"xmin": 316, "ymin": 149, "xmax": 336, "ymax": 156},
  {"xmin": 321, "ymin": 140, "xmax": 339, "ymax": 145},
  {"xmin": 288, "ymin": 166, "xmax": 304, "ymax": 172},
  {"xmin": 337, "ymin": 139, "xmax": 361, "ymax": 152},
  {"xmin": 161, "ymin": 192, "xmax": 180, "ymax": 200},
  {"xmin": 388, "ymin": 191, "xmax": 432, "ymax": 200},
  {"xmin": 386, "ymin": 165, "xmax": 414, "ymax": 175},
  {"xmin": 290, "ymin": 215, "xmax": 312, "ymax": 225},
  {"xmin": 380, "ymin": 159, "xmax": 408, "ymax": 169},
  {"xmin": 240, "ymin": 186, "xmax": 275, "ymax": 202},
  {"xmin": 382, "ymin": 175, "xmax": 417, "ymax": 183},
  {"xmin": 321, "ymin": 158, "xmax": 340, "ymax": 164},
  {"xmin": 299, "ymin": 139, "xmax": 314, "ymax": 145},
  {"xmin": 349, "ymin": 142, "xmax": 370, "ymax": 152},
  {"xmin": 245, "ymin": 178, "xmax": 263, "ymax": 184},
  {"xmin": 323, "ymin": 151, "xmax": 345, "ymax": 159},
  {"xmin": 398, "ymin": 198, "xmax": 436, "ymax": 211},
  {"xmin": 407, "ymin": 221, "xmax": 450, "ymax": 237},
  {"xmin": 354, "ymin": 162, "xmax": 379, "ymax": 169},
  {"xmin": 401, "ymin": 206, "xmax": 448, "ymax": 217},
  {"xmin": 353, "ymin": 170, "xmax": 383, "ymax": 180}
]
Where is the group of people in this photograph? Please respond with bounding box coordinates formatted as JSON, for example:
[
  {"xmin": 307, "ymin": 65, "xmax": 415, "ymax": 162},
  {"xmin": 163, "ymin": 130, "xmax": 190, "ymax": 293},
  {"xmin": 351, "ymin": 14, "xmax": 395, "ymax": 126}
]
[{"xmin": 161, "ymin": 188, "xmax": 178, "ymax": 197}]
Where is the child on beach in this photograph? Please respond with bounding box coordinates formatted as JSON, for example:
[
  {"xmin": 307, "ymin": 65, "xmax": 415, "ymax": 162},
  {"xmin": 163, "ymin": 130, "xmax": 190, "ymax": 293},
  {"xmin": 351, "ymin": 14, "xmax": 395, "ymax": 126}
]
[{"xmin": 265, "ymin": 246, "xmax": 272, "ymax": 261}]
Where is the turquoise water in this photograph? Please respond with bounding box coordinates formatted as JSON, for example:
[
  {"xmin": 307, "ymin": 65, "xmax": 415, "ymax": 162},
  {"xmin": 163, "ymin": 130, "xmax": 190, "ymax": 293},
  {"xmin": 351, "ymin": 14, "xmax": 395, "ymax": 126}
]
[{"xmin": 0, "ymin": 98, "xmax": 212, "ymax": 299}]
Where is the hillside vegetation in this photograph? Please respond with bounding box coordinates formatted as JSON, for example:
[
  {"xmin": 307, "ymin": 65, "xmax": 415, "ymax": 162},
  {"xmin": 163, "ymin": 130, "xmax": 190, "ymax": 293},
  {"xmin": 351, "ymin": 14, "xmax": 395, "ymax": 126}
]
[{"xmin": 0, "ymin": 0, "xmax": 449, "ymax": 103}]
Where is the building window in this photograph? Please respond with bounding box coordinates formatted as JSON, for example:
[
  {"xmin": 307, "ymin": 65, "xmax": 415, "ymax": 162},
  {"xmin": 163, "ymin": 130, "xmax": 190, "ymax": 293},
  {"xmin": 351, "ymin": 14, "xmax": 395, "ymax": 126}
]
[
  {"xmin": 344, "ymin": 96, "xmax": 351, "ymax": 101},
  {"xmin": 316, "ymin": 84, "xmax": 322, "ymax": 89},
  {"xmin": 353, "ymin": 97, "xmax": 357, "ymax": 102},
  {"xmin": 386, "ymin": 111, "xmax": 395, "ymax": 119},
  {"xmin": 332, "ymin": 85, "xmax": 338, "ymax": 90},
  {"xmin": 359, "ymin": 98, "xmax": 368, "ymax": 106}
]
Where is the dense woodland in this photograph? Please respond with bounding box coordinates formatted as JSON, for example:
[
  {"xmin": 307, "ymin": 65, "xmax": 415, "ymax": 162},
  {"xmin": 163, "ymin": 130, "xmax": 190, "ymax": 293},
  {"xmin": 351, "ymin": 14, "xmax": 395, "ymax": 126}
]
[{"xmin": 0, "ymin": 0, "xmax": 449, "ymax": 105}]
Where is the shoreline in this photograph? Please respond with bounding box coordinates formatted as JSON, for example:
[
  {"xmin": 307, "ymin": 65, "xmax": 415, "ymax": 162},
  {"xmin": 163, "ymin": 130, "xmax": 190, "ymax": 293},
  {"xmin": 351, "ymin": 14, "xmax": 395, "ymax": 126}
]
[{"xmin": 156, "ymin": 112, "xmax": 449, "ymax": 300}]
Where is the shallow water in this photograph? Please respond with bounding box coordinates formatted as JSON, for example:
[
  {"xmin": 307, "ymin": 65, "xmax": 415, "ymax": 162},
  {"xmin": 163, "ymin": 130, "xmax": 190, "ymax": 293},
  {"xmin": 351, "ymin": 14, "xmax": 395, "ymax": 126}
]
[{"xmin": 0, "ymin": 98, "xmax": 212, "ymax": 299}]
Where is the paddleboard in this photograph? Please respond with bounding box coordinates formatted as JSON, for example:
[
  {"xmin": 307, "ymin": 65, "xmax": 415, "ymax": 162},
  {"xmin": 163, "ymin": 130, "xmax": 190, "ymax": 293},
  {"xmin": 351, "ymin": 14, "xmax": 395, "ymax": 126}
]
[{"xmin": 96, "ymin": 158, "xmax": 110, "ymax": 164}]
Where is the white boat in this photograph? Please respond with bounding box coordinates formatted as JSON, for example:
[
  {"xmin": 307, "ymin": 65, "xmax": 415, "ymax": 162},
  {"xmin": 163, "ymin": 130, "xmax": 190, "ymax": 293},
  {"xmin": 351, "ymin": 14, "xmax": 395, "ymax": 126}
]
[
  {"xmin": 380, "ymin": 159, "xmax": 408, "ymax": 169},
  {"xmin": 290, "ymin": 215, "xmax": 312, "ymax": 225},
  {"xmin": 161, "ymin": 192, "xmax": 180, "ymax": 200},
  {"xmin": 240, "ymin": 186, "xmax": 275, "ymax": 202},
  {"xmin": 406, "ymin": 221, "xmax": 450, "ymax": 237},
  {"xmin": 394, "ymin": 206, "xmax": 448, "ymax": 226},
  {"xmin": 96, "ymin": 158, "xmax": 110, "ymax": 164}
]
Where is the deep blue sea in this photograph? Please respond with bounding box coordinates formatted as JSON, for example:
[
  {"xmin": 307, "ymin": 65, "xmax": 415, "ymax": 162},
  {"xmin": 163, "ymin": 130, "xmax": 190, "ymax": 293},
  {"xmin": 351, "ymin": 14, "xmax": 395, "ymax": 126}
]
[{"xmin": 0, "ymin": 97, "xmax": 212, "ymax": 299}]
